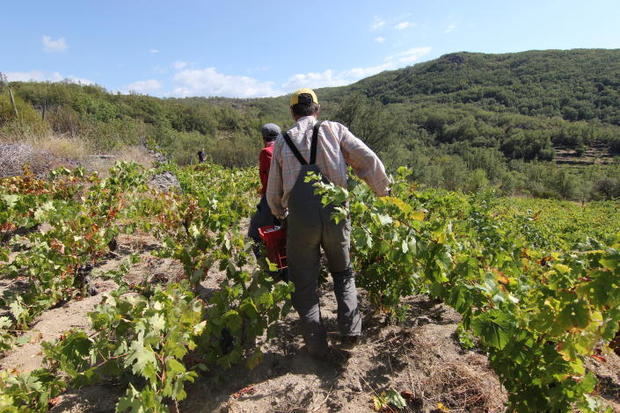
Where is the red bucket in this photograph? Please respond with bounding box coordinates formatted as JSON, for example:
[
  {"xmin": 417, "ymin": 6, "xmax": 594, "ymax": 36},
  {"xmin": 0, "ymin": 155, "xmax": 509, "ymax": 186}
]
[{"xmin": 258, "ymin": 225, "xmax": 287, "ymax": 269}]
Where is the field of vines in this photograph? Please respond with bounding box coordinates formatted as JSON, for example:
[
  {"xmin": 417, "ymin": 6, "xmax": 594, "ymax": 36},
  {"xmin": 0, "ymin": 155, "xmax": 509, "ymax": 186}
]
[{"xmin": 0, "ymin": 162, "xmax": 618, "ymax": 412}]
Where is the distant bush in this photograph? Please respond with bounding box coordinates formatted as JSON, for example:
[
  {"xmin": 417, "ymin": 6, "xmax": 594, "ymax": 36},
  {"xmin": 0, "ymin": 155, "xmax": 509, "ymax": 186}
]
[
  {"xmin": 0, "ymin": 95, "xmax": 49, "ymax": 138},
  {"xmin": 593, "ymin": 177, "xmax": 620, "ymax": 200}
]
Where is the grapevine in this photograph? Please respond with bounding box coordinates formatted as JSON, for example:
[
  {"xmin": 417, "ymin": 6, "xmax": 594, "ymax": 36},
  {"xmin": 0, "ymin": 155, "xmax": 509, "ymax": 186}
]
[
  {"xmin": 311, "ymin": 167, "xmax": 619, "ymax": 412},
  {"xmin": 0, "ymin": 162, "xmax": 617, "ymax": 412}
]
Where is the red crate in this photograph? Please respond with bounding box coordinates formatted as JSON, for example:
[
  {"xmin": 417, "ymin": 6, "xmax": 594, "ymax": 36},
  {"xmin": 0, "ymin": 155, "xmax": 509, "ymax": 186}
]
[{"xmin": 258, "ymin": 225, "xmax": 287, "ymax": 269}]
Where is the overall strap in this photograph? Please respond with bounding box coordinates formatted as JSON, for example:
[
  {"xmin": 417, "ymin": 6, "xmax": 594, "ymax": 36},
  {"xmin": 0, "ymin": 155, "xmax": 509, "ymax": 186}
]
[
  {"xmin": 282, "ymin": 121, "xmax": 323, "ymax": 166},
  {"xmin": 309, "ymin": 121, "xmax": 322, "ymax": 165},
  {"xmin": 282, "ymin": 132, "xmax": 307, "ymax": 165}
]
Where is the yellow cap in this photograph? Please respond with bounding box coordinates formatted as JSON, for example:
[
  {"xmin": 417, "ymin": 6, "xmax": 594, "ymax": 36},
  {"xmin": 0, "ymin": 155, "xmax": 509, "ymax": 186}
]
[{"xmin": 290, "ymin": 88, "xmax": 319, "ymax": 106}]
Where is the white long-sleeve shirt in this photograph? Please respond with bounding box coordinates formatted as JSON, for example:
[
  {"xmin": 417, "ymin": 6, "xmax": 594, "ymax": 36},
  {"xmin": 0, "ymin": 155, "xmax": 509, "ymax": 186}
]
[{"xmin": 267, "ymin": 116, "xmax": 390, "ymax": 218}]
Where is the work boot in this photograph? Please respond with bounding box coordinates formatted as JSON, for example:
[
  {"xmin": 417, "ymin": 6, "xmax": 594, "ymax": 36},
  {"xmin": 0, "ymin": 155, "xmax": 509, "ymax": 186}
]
[
  {"xmin": 339, "ymin": 335, "xmax": 360, "ymax": 349},
  {"xmin": 309, "ymin": 346, "xmax": 350, "ymax": 367},
  {"xmin": 302, "ymin": 326, "xmax": 328, "ymax": 358}
]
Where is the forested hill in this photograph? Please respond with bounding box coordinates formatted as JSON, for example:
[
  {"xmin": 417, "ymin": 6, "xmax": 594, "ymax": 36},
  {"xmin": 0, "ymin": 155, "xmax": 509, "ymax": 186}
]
[
  {"xmin": 1, "ymin": 49, "xmax": 619, "ymax": 200},
  {"xmin": 334, "ymin": 49, "xmax": 620, "ymax": 124}
]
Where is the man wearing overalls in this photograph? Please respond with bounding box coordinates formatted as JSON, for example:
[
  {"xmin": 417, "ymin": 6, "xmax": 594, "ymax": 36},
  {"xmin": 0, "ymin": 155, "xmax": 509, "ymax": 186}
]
[{"xmin": 266, "ymin": 88, "xmax": 390, "ymax": 359}]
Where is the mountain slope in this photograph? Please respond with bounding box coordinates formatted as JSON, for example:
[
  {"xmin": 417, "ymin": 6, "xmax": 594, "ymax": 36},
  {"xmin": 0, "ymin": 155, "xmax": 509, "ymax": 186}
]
[
  {"xmin": 2, "ymin": 49, "xmax": 619, "ymax": 200},
  {"xmin": 335, "ymin": 49, "xmax": 620, "ymax": 124}
]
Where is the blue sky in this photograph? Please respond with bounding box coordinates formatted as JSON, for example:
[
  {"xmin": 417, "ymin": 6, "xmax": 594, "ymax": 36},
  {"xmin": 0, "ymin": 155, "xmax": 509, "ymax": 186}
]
[{"xmin": 2, "ymin": 0, "xmax": 619, "ymax": 98}]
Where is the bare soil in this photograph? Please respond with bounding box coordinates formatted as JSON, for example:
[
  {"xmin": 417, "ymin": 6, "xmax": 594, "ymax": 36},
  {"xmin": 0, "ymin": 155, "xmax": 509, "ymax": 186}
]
[
  {"xmin": 181, "ymin": 293, "xmax": 508, "ymax": 413},
  {"xmin": 2, "ymin": 232, "xmax": 619, "ymax": 413},
  {"xmin": 0, "ymin": 278, "xmax": 117, "ymax": 373}
]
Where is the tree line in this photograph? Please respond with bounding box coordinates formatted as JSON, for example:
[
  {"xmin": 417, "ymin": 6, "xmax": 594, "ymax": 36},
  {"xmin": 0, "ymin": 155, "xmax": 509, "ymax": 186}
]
[{"xmin": 0, "ymin": 48, "xmax": 619, "ymax": 200}]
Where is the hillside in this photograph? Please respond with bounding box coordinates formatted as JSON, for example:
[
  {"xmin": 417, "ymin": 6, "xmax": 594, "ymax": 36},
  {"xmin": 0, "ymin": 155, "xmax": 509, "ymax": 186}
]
[
  {"xmin": 1, "ymin": 49, "xmax": 619, "ymax": 200},
  {"xmin": 346, "ymin": 49, "xmax": 620, "ymax": 124},
  {"xmin": 240, "ymin": 50, "xmax": 620, "ymax": 200}
]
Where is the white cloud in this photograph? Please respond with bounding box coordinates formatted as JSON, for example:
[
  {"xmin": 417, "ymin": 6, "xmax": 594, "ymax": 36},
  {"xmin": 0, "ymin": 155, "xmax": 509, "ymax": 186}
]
[
  {"xmin": 149, "ymin": 49, "xmax": 160, "ymax": 54},
  {"xmin": 5, "ymin": 71, "xmax": 92, "ymax": 85},
  {"xmin": 42, "ymin": 35, "xmax": 68, "ymax": 53},
  {"xmin": 171, "ymin": 67, "xmax": 279, "ymax": 98},
  {"xmin": 6, "ymin": 44, "xmax": 432, "ymax": 98},
  {"xmin": 283, "ymin": 46, "xmax": 432, "ymax": 91},
  {"xmin": 6, "ymin": 71, "xmax": 62, "ymax": 82},
  {"xmin": 394, "ymin": 21, "xmax": 413, "ymax": 30},
  {"xmin": 445, "ymin": 24, "xmax": 457, "ymax": 33},
  {"xmin": 124, "ymin": 45, "xmax": 431, "ymax": 98},
  {"xmin": 283, "ymin": 70, "xmax": 345, "ymax": 90},
  {"xmin": 172, "ymin": 61, "xmax": 188, "ymax": 70},
  {"xmin": 370, "ymin": 17, "xmax": 385, "ymax": 30},
  {"xmin": 283, "ymin": 63, "xmax": 392, "ymax": 90},
  {"xmin": 375, "ymin": 36, "xmax": 385, "ymax": 44},
  {"xmin": 126, "ymin": 79, "xmax": 162, "ymax": 94},
  {"xmin": 64, "ymin": 75, "xmax": 94, "ymax": 85},
  {"xmin": 152, "ymin": 65, "xmax": 168, "ymax": 75},
  {"xmin": 388, "ymin": 47, "xmax": 432, "ymax": 64},
  {"xmin": 344, "ymin": 64, "xmax": 394, "ymax": 80}
]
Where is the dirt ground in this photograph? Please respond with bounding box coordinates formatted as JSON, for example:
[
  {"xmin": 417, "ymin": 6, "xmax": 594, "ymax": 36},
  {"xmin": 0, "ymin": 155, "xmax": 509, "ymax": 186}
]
[
  {"xmin": 2, "ymin": 232, "xmax": 619, "ymax": 413},
  {"xmin": 180, "ymin": 292, "xmax": 509, "ymax": 413}
]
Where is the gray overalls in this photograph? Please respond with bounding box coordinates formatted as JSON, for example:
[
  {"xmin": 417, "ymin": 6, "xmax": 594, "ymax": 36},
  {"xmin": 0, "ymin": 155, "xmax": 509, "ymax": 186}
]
[{"xmin": 283, "ymin": 121, "xmax": 361, "ymax": 355}]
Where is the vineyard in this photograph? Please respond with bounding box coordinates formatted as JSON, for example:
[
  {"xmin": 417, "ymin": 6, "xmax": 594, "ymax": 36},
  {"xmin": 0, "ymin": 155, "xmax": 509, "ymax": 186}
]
[{"xmin": 0, "ymin": 162, "xmax": 618, "ymax": 412}]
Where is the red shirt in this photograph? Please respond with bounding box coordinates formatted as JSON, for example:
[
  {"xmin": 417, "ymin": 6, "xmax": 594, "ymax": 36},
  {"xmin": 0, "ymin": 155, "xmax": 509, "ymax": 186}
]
[{"xmin": 259, "ymin": 141, "xmax": 274, "ymax": 195}]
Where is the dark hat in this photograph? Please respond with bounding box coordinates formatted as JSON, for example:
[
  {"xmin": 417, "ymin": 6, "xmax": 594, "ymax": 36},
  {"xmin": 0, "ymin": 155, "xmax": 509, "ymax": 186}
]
[{"xmin": 261, "ymin": 123, "xmax": 281, "ymax": 141}]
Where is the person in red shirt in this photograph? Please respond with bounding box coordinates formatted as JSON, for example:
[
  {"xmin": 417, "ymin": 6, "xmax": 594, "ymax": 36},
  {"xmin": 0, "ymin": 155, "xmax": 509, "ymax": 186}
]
[
  {"xmin": 248, "ymin": 123, "xmax": 281, "ymax": 251},
  {"xmin": 258, "ymin": 124, "xmax": 277, "ymax": 195}
]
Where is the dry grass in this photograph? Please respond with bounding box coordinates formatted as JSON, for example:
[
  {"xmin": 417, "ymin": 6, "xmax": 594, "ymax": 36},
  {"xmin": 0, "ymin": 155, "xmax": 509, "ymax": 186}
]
[
  {"xmin": 114, "ymin": 145, "xmax": 153, "ymax": 168},
  {"xmin": 0, "ymin": 132, "xmax": 156, "ymax": 178},
  {"xmin": 35, "ymin": 135, "xmax": 90, "ymax": 161},
  {"xmin": 0, "ymin": 132, "xmax": 91, "ymax": 160},
  {"xmin": 387, "ymin": 323, "xmax": 508, "ymax": 413},
  {"xmin": 84, "ymin": 145, "xmax": 154, "ymax": 177},
  {"xmin": 420, "ymin": 356, "xmax": 507, "ymax": 412}
]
